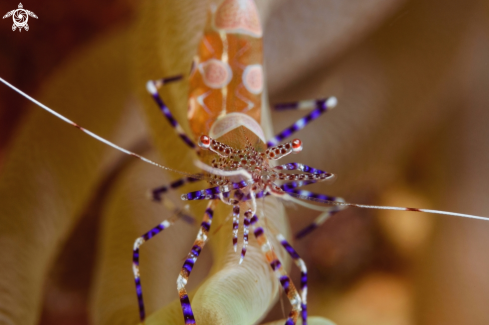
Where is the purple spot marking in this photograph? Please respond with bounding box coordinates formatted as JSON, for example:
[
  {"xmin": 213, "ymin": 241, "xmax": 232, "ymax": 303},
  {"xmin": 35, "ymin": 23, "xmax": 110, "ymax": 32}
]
[
  {"xmin": 254, "ymin": 227, "xmax": 264, "ymax": 238},
  {"xmin": 180, "ymin": 294, "xmax": 196, "ymax": 324},
  {"xmin": 201, "ymin": 221, "xmax": 210, "ymax": 232},
  {"xmin": 301, "ymin": 271, "xmax": 308, "ymax": 289},
  {"xmin": 301, "ymin": 303, "xmax": 308, "ymax": 324},
  {"xmin": 270, "ymin": 259, "xmax": 282, "ymax": 271},
  {"xmin": 183, "ymin": 259, "xmax": 195, "ymax": 274},
  {"xmin": 281, "ymin": 240, "xmax": 300, "ymax": 259}
]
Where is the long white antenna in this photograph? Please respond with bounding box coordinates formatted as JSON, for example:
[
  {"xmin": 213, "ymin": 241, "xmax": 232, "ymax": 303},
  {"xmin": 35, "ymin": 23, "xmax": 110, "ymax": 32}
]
[
  {"xmin": 286, "ymin": 192, "xmax": 489, "ymax": 222},
  {"xmin": 0, "ymin": 77, "xmax": 199, "ymax": 178}
]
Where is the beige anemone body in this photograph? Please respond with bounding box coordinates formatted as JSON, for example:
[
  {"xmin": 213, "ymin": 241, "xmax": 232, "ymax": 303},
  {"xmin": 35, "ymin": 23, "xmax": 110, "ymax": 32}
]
[{"xmin": 1, "ymin": 0, "xmax": 489, "ymax": 325}]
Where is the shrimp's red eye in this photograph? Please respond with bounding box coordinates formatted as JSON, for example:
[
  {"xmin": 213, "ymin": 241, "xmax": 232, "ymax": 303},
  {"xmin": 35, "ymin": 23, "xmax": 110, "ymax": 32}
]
[
  {"xmin": 292, "ymin": 139, "xmax": 302, "ymax": 153},
  {"xmin": 199, "ymin": 135, "xmax": 211, "ymax": 149}
]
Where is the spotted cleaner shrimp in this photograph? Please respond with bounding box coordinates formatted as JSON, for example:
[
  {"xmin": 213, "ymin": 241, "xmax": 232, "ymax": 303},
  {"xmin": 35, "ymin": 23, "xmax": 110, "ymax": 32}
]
[{"xmin": 1, "ymin": 0, "xmax": 489, "ymax": 324}]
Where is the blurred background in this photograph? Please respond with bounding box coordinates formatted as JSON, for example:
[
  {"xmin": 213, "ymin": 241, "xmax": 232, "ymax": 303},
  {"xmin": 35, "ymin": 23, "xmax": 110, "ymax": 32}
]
[{"xmin": 1, "ymin": 0, "xmax": 489, "ymax": 324}]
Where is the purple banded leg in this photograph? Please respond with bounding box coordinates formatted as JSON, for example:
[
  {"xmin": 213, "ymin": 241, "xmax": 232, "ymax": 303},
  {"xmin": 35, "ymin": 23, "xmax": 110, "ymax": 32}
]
[
  {"xmin": 217, "ymin": 193, "xmax": 241, "ymax": 252},
  {"xmin": 276, "ymin": 234, "xmax": 308, "ymax": 325},
  {"xmin": 280, "ymin": 187, "xmax": 345, "ymax": 239},
  {"xmin": 151, "ymin": 177, "xmax": 202, "ymax": 223},
  {"xmin": 250, "ymin": 214, "xmax": 302, "ymax": 325},
  {"xmin": 275, "ymin": 162, "xmax": 330, "ymax": 176},
  {"xmin": 267, "ymin": 97, "xmax": 338, "ymax": 147},
  {"xmin": 232, "ymin": 204, "xmax": 240, "ymax": 252},
  {"xmin": 146, "ymin": 77, "xmax": 196, "ymax": 149},
  {"xmin": 295, "ymin": 209, "xmax": 341, "ymax": 239},
  {"xmin": 239, "ymin": 209, "xmax": 251, "ymax": 264},
  {"xmin": 180, "ymin": 180, "xmax": 251, "ymax": 201},
  {"xmin": 151, "ymin": 177, "xmax": 201, "ymax": 202},
  {"xmin": 275, "ymin": 170, "xmax": 334, "ymax": 182},
  {"xmin": 177, "ymin": 201, "xmax": 217, "ymax": 324},
  {"xmin": 133, "ymin": 219, "xmax": 174, "ymax": 321},
  {"xmin": 282, "ymin": 188, "xmax": 343, "ymax": 204},
  {"xmin": 281, "ymin": 180, "xmax": 318, "ymax": 192}
]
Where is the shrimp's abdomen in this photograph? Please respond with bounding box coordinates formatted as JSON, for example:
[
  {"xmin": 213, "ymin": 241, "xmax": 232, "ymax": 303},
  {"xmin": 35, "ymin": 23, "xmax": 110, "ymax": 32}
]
[{"xmin": 188, "ymin": 0, "xmax": 264, "ymax": 140}]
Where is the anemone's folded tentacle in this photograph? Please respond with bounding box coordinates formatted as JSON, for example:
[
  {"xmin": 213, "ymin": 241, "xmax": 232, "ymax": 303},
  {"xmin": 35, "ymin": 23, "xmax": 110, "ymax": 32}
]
[
  {"xmin": 146, "ymin": 77, "xmax": 197, "ymax": 149},
  {"xmin": 177, "ymin": 201, "xmax": 217, "ymax": 324},
  {"xmin": 250, "ymin": 213, "xmax": 302, "ymax": 325}
]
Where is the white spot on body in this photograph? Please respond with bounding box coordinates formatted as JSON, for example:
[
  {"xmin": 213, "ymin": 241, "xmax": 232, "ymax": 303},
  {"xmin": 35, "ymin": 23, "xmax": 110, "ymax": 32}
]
[
  {"xmin": 242, "ymin": 64, "xmax": 263, "ymax": 95},
  {"xmin": 199, "ymin": 59, "xmax": 232, "ymax": 89}
]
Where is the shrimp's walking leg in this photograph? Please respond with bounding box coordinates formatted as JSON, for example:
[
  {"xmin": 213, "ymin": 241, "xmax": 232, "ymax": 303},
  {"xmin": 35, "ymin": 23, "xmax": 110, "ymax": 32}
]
[
  {"xmin": 276, "ymin": 234, "xmax": 308, "ymax": 325},
  {"xmin": 275, "ymin": 163, "xmax": 331, "ymax": 176},
  {"xmin": 282, "ymin": 188, "xmax": 343, "ymax": 204},
  {"xmin": 151, "ymin": 177, "xmax": 202, "ymax": 202},
  {"xmin": 146, "ymin": 77, "xmax": 197, "ymax": 149},
  {"xmin": 240, "ymin": 210, "xmax": 251, "ymax": 264},
  {"xmin": 150, "ymin": 176, "xmax": 202, "ymax": 223},
  {"xmin": 133, "ymin": 218, "xmax": 176, "ymax": 321},
  {"xmin": 267, "ymin": 97, "xmax": 337, "ymax": 147},
  {"xmin": 181, "ymin": 181, "xmax": 250, "ymax": 201},
  {"xmin": 250, "ymin": 213, "xmax": 302, "ymax": 325},
  {"xmin": 178, "ymin": 201, "xmax": 217, "ymax": 324},
  {"xmin": 282, "ymin": 186, "xmax": 345, "ymax": 239},
  {"xmin": 295, "ymin": 209, "xmax": 341, "ymax": 239},
  {"xmin": 232, "ymin": 204, "xmax": 240, "ymax": 252}
]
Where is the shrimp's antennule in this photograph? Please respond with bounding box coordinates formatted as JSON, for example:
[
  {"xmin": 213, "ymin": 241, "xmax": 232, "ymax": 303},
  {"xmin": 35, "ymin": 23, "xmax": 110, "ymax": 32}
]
[{"xmin": 0, "ymin": 77, "xmax": 201, "ymax": 179}]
